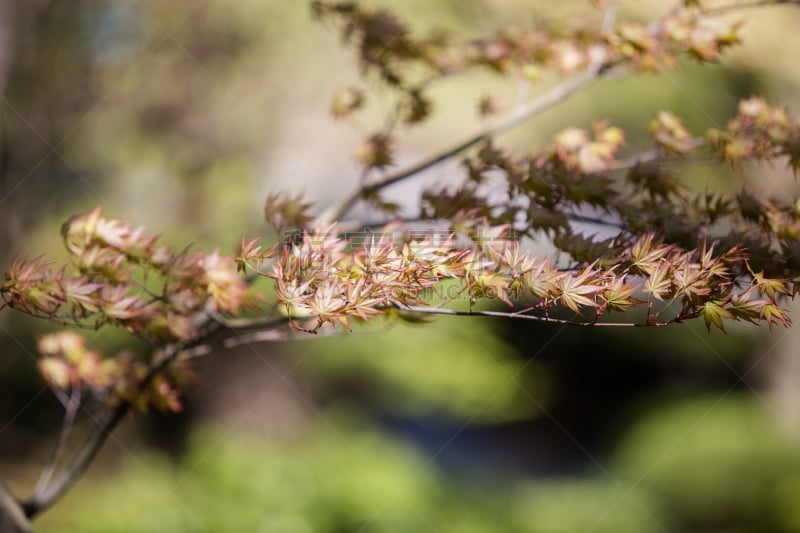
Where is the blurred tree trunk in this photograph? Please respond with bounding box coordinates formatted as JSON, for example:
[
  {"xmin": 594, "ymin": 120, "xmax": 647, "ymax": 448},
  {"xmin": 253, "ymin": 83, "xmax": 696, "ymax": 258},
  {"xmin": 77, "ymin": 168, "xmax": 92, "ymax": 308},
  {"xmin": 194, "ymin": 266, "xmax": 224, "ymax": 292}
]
[{"xmin": 0, "ymin": 0, "xmax": 13, "ymax": 96}]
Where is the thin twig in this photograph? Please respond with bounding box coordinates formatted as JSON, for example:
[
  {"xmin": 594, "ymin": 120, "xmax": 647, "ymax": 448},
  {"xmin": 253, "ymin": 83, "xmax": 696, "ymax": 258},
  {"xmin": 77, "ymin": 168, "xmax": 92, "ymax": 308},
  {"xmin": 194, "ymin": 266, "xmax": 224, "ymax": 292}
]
[
  {"xmin": 337, "ymin": 135, "xmax": 709, "ymax": 233},
  {"xmin": 610, "ymin": 137, "xmax": 706, "ymax": 171},
  {"xmin": 222, "ymin": 324, "xmax": 353, "ymax": 347},
  {"xmin": 20, "ymin": 304, "xmax": 256, "ymax": 518},
  {"xmin": 21, "ymin": 322, "xmax": 216, "ymax": 519},
  {"xmin": 21, "ymin": 401, "xmax": 127, "ymax": 519},
  {"xmin": 29, "ymin": 387, "xmax": 81, "ymax": 501},
  {"xmin": 397, "ymin": 305, "xmax": 673, "ymax": 327},
  {"xmin": 566, "ymin": 213, "xmax": 626, "ymax": 229},
  {"xmin": 325, "ymin": 65, "xmax": 607, "ymax": 223},
  {"xmin": 208, "ymin": 312, "xmax": 287, "ymax": 331},
  {"xmin": 324, "ymin": 0, "xmax": 709, "ymax": 225},
  {"xmin": 176, "ymin": 344, "xmax": 213, "ymax": 362}
]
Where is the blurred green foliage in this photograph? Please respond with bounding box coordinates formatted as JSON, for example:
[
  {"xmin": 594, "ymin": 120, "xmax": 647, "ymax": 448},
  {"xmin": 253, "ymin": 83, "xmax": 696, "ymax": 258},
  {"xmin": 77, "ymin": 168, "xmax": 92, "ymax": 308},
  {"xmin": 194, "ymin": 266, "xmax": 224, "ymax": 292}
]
[
  {"xmin": 616, "ymin": 396, "xmax": 800, "ymax": 532},
  {"xmin": 38, "ymin": 394, "xmax": 800, "ymax": 532},
  {"xmin": 303, "ymin": 319, "xmax": 548, "ymax": 423}
]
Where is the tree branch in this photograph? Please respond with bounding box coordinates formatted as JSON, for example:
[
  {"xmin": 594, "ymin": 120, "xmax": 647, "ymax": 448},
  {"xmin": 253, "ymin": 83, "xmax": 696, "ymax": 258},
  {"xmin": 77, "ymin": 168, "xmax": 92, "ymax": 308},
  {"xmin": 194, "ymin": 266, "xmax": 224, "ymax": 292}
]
[
  {"xmin": 222, "ymin": 324, "xmax": 350, "ymax": 347},
  {"xmin": 323, "ymin": 0, "xmax": 796, "ymax": 225},
  {"xmin": 0, "ymin": 478, "xmax": 30, "ymax": 533},
  {"xmin": 610, "ymin": 137, "xmax": 706, "ymax": 171},
  {"xmin": 21, "ymin": 401, "xmax": 127, "ymax": 519},
  {"xmin": 220, "ymin": 305, "xmax": 675, "ymax": 347},
  {"xmin": 566, "ymin": 213, "xmax": 626, "ymax": 229},
  {"xmin": 29, "ymin": 387, "xmax": 81, "ymax": 502},
  {"xmin": 21, "ymin": 324, "xmax": 218, "ymax": 519},
  {"xmin": 325, "ymin": 65, "xmax": 607, "ymax": 223},
  {"xmin": 322, "ymin": 0, "xmax": 708, "ymax": 225},
  {"xmin": 209, "ymin": 312, "xmax": 287, "ymax": 331},
  {"xmin": 397, "ymin": 305, "xmax": 673, "ymax": 327}
]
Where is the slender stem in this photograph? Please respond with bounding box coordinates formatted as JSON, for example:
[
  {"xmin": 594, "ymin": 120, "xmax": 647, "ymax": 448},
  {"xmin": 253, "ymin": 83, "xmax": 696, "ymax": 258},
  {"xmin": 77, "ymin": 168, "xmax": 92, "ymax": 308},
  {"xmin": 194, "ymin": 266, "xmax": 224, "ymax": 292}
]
[
  {"xmin": 610, "ymin": 137, "xmax": 706, "ymax": 171},
  {"xmin": 209, "ymin": 313, "xmax": 287, "ymax": 331},
  {"xmin": 326, "ymin": 65, "xmax": 606, "ymax": 223},
  {"xmin": 223, "ymin": 304, "xmax": 673, "ymax": 347},
  {"xmin": 323, "ymin": 0, "xmax": 698, "ymax": 225},
  {"xmin": 223, "ymin": 325, "xmax": 344, "ymax": 347},
  {"xmin": 21, "ymin": 325, "xmax": 215, "ymax": 519},
  {"xmin": 341, "ymin": 135, "xmax": 710, "ymax": 232},
  {"xmin": 324, "ymin": 0, "xmax": 794, "ymax": 225},
  {"xmin": 397, "ymin": 305, "xmax": 672, "ymax": 327},
  {"xmin": 346, "ymin": 211, "xmax": 626, "ymax": 232},
  {"xmin": 566, "ymin": 213, "xmax": 625, "ymax": 229},
  {"xmin": 21, "ymin": 402, "xmax": 126, "ymax": 519},
  {"xmin": 29, "ymin": 387, "xmax": 81, "ymax": 500},
  {"xmin": 176, "ymin": 344, "xmax": 213, "ymax": 362}
]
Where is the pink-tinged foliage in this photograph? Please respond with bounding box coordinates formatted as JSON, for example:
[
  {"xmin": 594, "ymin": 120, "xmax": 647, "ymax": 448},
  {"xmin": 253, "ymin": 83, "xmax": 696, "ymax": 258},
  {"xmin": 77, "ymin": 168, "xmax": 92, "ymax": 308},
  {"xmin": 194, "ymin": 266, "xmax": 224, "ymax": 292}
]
[
  {"xmin": 230, "ymin": 221, "xmax": 790, "ymax": 334},
  {"xmin": 7, "ymin": 2, "xmax": 800, "ymax": 519},
  {"xmin": 2, "ymin": 207, "xmax": 256, "ymax": 340},
  {"xmin": 1, "ymin": 1, "xmax": 797, "ymax": 420},
  {"xmin": 36, "ymin": 331, "xmax": 186, "ymax": 413}
]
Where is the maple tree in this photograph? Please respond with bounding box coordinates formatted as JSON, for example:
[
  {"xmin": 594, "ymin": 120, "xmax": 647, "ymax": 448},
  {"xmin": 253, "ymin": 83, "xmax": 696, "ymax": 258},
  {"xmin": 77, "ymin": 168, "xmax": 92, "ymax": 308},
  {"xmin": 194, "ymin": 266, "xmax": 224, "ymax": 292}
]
[{"xmin": 2, "ymin": 0, "xmax": 800, "ymax": 529}]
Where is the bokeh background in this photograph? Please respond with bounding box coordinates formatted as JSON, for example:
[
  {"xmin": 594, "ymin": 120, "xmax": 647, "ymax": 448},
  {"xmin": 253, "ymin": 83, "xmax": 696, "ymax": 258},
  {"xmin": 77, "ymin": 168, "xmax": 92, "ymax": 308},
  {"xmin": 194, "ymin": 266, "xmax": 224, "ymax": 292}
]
[{"xmin": 3, "ymin": 0, "xmax": 800, "ymax": 531}]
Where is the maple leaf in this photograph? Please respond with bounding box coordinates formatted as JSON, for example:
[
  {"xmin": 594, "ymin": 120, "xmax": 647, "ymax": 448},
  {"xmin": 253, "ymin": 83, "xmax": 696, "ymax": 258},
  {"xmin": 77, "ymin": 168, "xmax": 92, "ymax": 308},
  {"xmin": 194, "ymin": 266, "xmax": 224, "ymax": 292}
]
[
  {"xmin": 264, "ymin": 193, "xmax": 315, "ymax": 232},
  {"xmin": 702, "ymin": 300, "xmax": 735, "ymax": 333},
  {"xmin": 523, "ymin": 259, "xmax": 560, "ymax": 300},
  {"xmin": 554, "ymin": 265, "xmax": 603, "ymax": 315},
  {"xmin": 101, "ymin": 286, "xmax": 144, "ymax": 321},
  {"xmin": 643, "ymin": 261, "xmax": 673, "ymax": 300},
  {"xmin": 600, "ymin": 276, "xmax": 641, "ymax": 312},
  {"xmin": 762, "ymin": 303, "xmax": 791, "ymax": 330},
  {"xmin": 60, "ymin": 276, "xmax": 103, "ymax": 313},
  {"xmin": 236, "ymin": 236, "xmax": 263, "ymax": 274},
  {"xmin": 749, "ymin": 267, "xmax": 789, "ymax": 301},
  {"xmin": 353, "ymin": 133, "xmax": 395, "ymax": 169}
]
